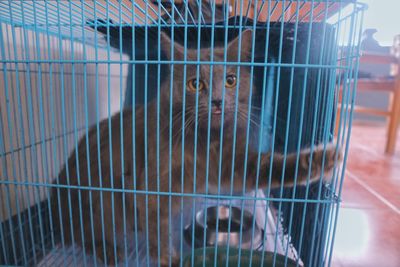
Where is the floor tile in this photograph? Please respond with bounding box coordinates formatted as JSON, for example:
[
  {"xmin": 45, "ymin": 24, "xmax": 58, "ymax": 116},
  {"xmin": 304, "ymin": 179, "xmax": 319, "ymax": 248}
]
[{"xmin": 331, "ymin": 122, "xmax": 400, "ymax": 267}]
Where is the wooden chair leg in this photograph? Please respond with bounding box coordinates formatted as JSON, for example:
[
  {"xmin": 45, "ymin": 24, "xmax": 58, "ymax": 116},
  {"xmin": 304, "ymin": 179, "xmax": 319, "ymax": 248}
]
[
  {"xmin": 335, "ymin": 88, "xmax": 343, "ymax": 137},
  {"xmin": 334, "ymin": 107, "xmax": 341, "ymax": 137},
  {"xmin": 386, "ymin": 87, "xmax": 400, "ymax": 154}
]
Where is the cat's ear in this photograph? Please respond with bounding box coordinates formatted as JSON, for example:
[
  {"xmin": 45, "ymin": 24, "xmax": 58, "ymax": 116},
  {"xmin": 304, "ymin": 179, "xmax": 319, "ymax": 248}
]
[
  {"xmin": 227, "ymin": 30, "xmax": 253, "ymax": 61},
  {"xmin": 160, "ymin": 31, "xmax": 185, "ymax": 60}
]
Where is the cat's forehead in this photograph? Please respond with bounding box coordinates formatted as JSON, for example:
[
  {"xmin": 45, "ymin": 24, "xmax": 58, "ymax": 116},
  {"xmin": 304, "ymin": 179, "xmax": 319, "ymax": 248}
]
[
  {"xmin": 188, "ymin": 64, "xmax": 245, "ymax": 80},
  {"xmin": 180, "ymin": 35, "xmax": 249, "ymax": 62},
  {"xmin": 202, "ymin": 47, "xmax": 225, "ymax": 59},
  {"xmin": 186, "ymin": 46, "xmax": 231, "ymax": 61},
  {"xmin": 184, "ymin": 46, "xmax": 244, "ymax": 75}
]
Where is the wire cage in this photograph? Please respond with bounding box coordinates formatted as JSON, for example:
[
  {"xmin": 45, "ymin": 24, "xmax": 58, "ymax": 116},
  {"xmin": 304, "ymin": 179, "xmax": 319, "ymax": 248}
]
[{"xmin": 0, "ymin": 1, "xmax": 366, "ymax": 266}]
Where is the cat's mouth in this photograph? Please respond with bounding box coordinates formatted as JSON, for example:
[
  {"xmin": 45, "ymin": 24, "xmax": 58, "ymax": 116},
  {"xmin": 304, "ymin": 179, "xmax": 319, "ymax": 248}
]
[{"xmin": 212, "ymin": 107, "xmax": 222, "ymax": 115}]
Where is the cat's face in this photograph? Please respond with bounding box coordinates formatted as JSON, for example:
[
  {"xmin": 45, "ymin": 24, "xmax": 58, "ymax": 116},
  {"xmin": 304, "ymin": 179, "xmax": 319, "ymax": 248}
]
[{"xmin": 161, "ymin": 30, "xmax": 254, "ymax": 134}]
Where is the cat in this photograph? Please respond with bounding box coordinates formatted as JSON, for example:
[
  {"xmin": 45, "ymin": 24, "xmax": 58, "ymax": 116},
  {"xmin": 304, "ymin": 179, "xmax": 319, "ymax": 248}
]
[{"xmin": 51, "ymin": 29, "xmax": 341, "ymax": 266}]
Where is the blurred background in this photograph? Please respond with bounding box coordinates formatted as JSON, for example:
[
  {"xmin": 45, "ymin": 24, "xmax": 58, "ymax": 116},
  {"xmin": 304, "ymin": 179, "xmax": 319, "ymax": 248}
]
[{"xmin": 332, "ymin": 1, "xmax": 400, "ymax": 266}]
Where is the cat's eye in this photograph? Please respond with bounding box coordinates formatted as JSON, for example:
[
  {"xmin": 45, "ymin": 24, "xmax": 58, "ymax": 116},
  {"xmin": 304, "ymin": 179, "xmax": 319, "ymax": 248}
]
[
  {"xmin": 225, "ymin": 75, "xmax": 237, "ymax": 88},
  {"xmin": 187, "ymin": 78, "xmax": 205, "ymax": 92}
]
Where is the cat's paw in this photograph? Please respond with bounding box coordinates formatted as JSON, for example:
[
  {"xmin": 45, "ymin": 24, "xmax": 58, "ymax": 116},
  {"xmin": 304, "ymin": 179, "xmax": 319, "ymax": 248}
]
[
  {"xmin": 299, "ymin": 143, "xmax": 342, "ymax": 184},
  {"xmin": 309, "ymin": 143, "xmax": 342, "ymax": 181},
  {"xmin": 96, "ymin": 242, "xmax": 124, "ymax": 266},
  {"xmin": 160, "ymin": 254, "xmax": 180, "ymax": 267},
  {"xmin": 324, "ymin": 143, "xmax": 343, "ymax": 171},
  {"xmin": 158, "ymin": 248, "xmax": 180, "ymax": 267}
]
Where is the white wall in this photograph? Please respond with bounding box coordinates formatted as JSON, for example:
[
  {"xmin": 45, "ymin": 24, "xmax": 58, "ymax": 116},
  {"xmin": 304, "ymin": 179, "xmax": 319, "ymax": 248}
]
[
  {"xmin": 0, "ymin": 23, "xmax": 128, "ymax": 221},
  {"xmin": 361, "ymin": 0, "xmax": 400, "ymax": 46}
]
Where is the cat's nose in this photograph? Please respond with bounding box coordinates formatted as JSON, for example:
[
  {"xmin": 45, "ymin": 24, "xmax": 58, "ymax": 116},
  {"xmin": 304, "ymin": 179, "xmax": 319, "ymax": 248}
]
[{"xmin": 211, "ymin": 100, "xmax": 222, "ymax": 108}]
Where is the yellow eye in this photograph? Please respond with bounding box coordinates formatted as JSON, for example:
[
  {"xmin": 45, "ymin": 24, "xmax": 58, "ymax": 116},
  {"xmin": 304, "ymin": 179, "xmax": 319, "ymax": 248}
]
[
  {"xmin": 225, "ymin": 75, "xmax": 237, "ymax": 88},
  {"xmin": 187, "ymin": 78, "xmax": 205, "ymax": 92}
]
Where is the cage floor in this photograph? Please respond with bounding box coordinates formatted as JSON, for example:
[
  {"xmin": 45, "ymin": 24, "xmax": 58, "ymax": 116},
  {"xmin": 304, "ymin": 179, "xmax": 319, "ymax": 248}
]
[{"xmin": 37, "ymin": 190, "xmax": 302, "ymax": 266}]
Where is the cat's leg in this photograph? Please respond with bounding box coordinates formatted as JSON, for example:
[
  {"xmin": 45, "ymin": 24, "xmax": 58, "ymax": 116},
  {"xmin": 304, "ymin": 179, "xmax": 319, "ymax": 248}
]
[
  {"xmin": 94, "ymin": 240, "xmax": 123, "ymax": 266},
  {"xmin": 247, "ymin": 143, "xmax": 342, "ymax": 189},
  {"xmin": 94, "ymin": 191, "xmax": 124, "ymax": 265},
  {"xmin": 137, "ymin": 195, "xmax": 179, "ymax": 267}
]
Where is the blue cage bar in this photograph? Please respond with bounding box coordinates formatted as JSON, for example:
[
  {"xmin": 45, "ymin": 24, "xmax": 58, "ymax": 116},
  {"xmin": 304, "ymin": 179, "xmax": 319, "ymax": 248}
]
[{"xmin": 0, "ymin": 1, "xmax": 365, "ymax": 266}]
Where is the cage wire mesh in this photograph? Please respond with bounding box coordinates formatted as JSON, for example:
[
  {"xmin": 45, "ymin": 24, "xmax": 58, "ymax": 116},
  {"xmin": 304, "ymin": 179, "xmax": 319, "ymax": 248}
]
[{"xmin": 0, "ymin": 0, "xmax": 365, "ymax": 266}]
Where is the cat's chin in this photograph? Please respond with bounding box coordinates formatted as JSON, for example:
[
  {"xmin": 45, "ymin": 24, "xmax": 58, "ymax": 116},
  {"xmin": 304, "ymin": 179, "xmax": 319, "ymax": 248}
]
[
  {"xmin": 210, "ymin": 116, "xmax": 223, "ymax": 129},
  {"xmin": 210, "ymin": 114, "xmax": 235, "ymax": 132},
  {"xmin": 196, "ymin": 114, "xmax": 236, "ymax": 133}
]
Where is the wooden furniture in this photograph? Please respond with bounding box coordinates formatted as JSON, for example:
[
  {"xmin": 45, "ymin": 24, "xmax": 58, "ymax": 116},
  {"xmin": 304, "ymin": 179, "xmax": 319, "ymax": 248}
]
[
  {"xmin": 337, "ymin": 35, "xmax": 400, "ymax": 154},
  {"xmin": 229, "ymin": 0, "xmax": 348, "ymax": 22},
  {"xmin": 152, "ymin": 1, "xmax": 347, "ymax": 23}
]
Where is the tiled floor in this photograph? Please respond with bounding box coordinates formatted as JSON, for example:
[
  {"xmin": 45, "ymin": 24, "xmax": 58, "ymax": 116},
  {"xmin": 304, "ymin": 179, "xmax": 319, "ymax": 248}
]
[{"xmin": 331, "ymin": 122, "xmax": 400, "ymax": 267}]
